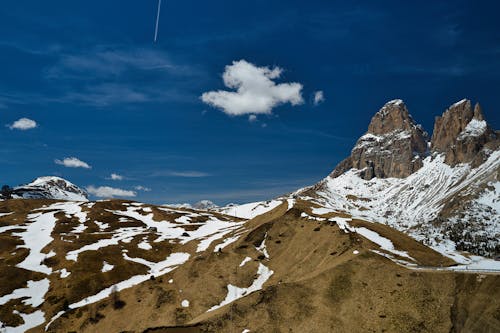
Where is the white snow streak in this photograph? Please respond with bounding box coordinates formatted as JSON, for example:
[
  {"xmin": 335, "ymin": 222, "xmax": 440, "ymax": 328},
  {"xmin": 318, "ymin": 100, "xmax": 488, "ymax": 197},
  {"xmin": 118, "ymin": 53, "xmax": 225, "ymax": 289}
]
[{"xmin": 208, "ymin": 263, "xmax": 273, "ymax": 311}]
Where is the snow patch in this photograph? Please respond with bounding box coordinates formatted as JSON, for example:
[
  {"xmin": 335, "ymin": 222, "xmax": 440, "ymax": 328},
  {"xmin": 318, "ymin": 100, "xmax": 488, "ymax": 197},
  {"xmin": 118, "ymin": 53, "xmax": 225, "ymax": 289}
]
[
  {"xmin": 218, "ymin": 200, "xmax": 282, "ymax": 219},
  {"xmin": 45, "ymin": 251, "xmax": 191, "ymax": 331},
  {"xmin": 101, "ymin": 261, "xmax": 114, "ymax": 273},
  {"xmin": 256, "ymin": 235, "xmax": 269, "ymax": 259},
  {"xmin": 214, "ymin": 234, "xmax": 242, "ymax": 252},
  {"xmin": 138, "ymin": 239, "xmax": 152, "ymax": 250},
  {"xmin": 208, "ymin": 263, "xmax": 273, "ymax": 312},
  {"xmin": 354, "ymin": 227, "xmax": 413, "ymax": 260},
  {"xmin": 0, "ymin": 278, "xmax": 50, "ymax": 307},
  {"xmin": 94, "ymin": 221, "xmax": 109, "ymax": 231},
  {"xmin": 239, "ymin": 256, "xmax": 252, "ymax": 267},
  {"xmin": 301, "ymin": 212, "xmax": 326, "ymax": 221},
  {"xmin": 14, "ymin": 204, "xmax": 62, "ymax": 274},
  {"xmin": 3, "ymin": 310, "xmax": 46, "ymax": 333},
  {"xmin": 59, "ymin": 269, "xmax": 71, "ymax": 278},
  {"xmin": 476, "ymin": 182, "xmax": 500, "ymax": 212},
  {"xmin": 458, "ymin": 119, "xmax": 487, "ymax": 140},
  {"xmin": 311, "ymin": 207, "xmax": 336, "ymax": 215}
]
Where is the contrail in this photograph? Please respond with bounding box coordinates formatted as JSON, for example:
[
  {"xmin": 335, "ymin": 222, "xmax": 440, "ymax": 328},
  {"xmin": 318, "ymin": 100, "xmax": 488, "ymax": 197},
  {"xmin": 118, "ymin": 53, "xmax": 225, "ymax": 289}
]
[{"xmin": 154, "ymin": 0, "xmax": 162, "ymax": 42}]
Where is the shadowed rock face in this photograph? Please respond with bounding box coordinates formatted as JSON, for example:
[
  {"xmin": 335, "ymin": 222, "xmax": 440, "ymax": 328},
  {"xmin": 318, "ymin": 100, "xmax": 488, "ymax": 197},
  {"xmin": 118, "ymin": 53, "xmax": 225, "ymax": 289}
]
[
  {"xmin": 431, "ymin": 99, "xmax": 497, "ymax": 165},
  {"xmin": 331, "ymin": 99, "xmax": 429, "ymax": 180}
]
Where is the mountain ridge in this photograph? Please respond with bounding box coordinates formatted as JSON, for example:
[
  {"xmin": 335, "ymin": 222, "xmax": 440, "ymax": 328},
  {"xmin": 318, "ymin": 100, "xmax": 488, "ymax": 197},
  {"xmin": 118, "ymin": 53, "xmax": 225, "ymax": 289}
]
[
  {"xmin": 331, "ymin": 98, "xmax": 498, "ymax": 180},
  {"xmin": 307, "ymin": 98, "xmax": 499, "ymax": 258},
  {"xmin": 12, "ymin": 176, "xmax": 88, "ymax": 202},
  {"xmin": 0, "ymin": 98, "xmax": 498, "ymax": 332}
]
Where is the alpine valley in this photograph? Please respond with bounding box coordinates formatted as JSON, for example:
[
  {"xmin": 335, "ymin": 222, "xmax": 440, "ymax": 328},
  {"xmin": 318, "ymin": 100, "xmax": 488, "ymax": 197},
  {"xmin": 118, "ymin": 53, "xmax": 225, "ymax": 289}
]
[{"xmin": 1, "ymin": 99, "xmax": 499, "ymax": 333}]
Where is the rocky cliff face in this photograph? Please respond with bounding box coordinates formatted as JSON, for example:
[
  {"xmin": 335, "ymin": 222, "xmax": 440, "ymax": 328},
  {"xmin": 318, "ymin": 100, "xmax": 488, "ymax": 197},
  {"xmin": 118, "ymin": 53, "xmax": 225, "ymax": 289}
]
[
  {"xmin": 331, "ymin": 99, "xmax": 429, "ymax": 180},
  {"xmin": 431, "ymin": 99, "xmax": 498, "ymax": 166},
  {"xmin": 321, "ymin": 98, "xmax": 499, "ymax": 258},
  {"xmin": 332, "ymin": 98, "xmax": 498, "ymax": 180}
]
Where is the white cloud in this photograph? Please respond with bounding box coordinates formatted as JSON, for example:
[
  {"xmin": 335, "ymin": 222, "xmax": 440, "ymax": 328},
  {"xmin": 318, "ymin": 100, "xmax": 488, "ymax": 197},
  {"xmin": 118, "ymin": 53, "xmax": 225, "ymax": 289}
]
[
  {"xmin": 86, "ymin": 186, "xmax": 136, "ymax": 198},
  {"xmin": 149, "ymin": 170, "xmax": 211, "ymax": 178},
  {"xmin": 8, "ymin": 118, "xmax": 37, "ymax": 130},
  {"xmin": 201, "ymin": 60, "xmax": 303, "ymax": 116},
  {"xmin": 45, "ymin": 48, "xmax": 179, "ymax": 79},
  {"xmin": 169, "ymin": 171, "xmax": 210, "ymax": 178},
  {"xmin": 313, "ymin": 90, "xmax": 325, "ymax": 105},
  {"xmin": 248, "ymin": 114, "xmax": 257, "ymax": 122},
  {"xmin": 40, "ymin": 46, "xmax": 198, "ymax": 107},
  {"xmin": 62, "ymin": 83, "xmax": 149, "ymax": 107},
  {"xmin": 109, "ymin": 173, "xmax": 123, "ymax": 180},
  {"xmin": 55, "ymin": 157, "xmax": 91, "ymax": 169},
  {"xmin": 134, "ymin": 185, "xmax": 151, "ymax": 192}
]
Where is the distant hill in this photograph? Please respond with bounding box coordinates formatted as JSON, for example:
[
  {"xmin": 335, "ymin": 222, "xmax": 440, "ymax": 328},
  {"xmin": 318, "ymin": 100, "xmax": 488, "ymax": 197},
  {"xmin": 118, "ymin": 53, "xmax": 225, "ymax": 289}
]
[{"xmin": 12, "ymin": 176, "xmax": 88, "ymax": 201}]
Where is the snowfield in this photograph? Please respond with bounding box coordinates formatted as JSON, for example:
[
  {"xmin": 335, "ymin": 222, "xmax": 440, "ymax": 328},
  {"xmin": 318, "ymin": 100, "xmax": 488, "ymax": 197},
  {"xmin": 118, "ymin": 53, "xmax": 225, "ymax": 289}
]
[
  {"xmin": 329, "ymin": 216, "xmax": 414, "ymax": 261},
  {"xmin": 217, "ymin": 200, "xmax": 283, "ymax": 219},
  {"xmin": 309, "ymin": 151, "xmax": 500, "ymax": 266}
]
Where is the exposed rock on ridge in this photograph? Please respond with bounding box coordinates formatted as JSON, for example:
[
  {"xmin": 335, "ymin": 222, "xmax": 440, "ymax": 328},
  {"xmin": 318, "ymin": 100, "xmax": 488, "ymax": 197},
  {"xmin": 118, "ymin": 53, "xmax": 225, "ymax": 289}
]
[
  {"xmin": 321, "ymin": 98, "xmax": 499, "ymax": 258},
  {"xmin": 331, "ymin": 99, "xmax": 429, "ymax": 180},
  {"xmin": 332, "ymin": 98, "xmax": 498, "ymax": 180},
  {"xmin": 431, "ymin": 99, "xmax": 498, "ymax": 166}
]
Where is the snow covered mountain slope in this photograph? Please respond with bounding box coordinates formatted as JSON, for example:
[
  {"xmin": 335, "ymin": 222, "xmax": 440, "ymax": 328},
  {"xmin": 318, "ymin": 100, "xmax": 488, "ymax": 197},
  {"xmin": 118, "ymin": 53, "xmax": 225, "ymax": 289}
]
[
  {"xmin": 300, "ymin": 99, "xmax": 499, "ymax": 258},
  {"xmin": 13, "ymin": 176, "xmax": 88, "ymax": 201},
  {"xmin": 305, "ymin": 151, "xmax": 499, "ymax": 259}
]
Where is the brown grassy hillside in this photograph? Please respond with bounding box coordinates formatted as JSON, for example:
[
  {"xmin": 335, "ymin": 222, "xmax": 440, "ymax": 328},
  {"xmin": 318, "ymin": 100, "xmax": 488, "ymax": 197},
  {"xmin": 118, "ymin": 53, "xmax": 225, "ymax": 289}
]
[{"xmin": 0, "ymin": 199, "xmax": 498, "ymax": 333}]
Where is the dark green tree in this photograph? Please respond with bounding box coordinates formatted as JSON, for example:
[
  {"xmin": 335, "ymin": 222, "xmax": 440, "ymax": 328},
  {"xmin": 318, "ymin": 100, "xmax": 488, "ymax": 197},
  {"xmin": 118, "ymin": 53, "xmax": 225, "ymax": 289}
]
[{"xmin": 0, "ymin": 185, "xmax": 12, "ymax": 199}]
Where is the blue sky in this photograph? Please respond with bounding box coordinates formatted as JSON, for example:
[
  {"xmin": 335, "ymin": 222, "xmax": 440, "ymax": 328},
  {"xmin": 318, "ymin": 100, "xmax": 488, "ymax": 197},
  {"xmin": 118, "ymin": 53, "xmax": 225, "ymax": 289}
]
[{"xmin": 1, "ymin": 0, "xmax": 499, "ymax": 204}]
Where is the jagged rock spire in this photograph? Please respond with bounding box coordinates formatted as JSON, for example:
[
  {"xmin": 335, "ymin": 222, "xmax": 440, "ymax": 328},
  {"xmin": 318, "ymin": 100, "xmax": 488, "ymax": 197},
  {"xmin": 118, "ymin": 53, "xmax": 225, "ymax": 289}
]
[
  {"xmin": 331, "ymin": 99, "xmax": 429, "ymax": 180},
  {"xmin": 473, "ymin": 102, "xmax": 485, "ymax": 121},
  {"xmin": 331, "ymin": 98, "xmax": 498, "ymax": 180},
  {"xmin": 431, "ymin": 99, "xmax": 497, "ymax": 165}
]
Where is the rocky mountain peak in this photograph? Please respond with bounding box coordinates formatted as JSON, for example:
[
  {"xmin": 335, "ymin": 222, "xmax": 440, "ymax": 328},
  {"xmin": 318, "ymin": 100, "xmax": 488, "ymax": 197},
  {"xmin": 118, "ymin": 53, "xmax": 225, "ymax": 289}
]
[
  {"xmin": 431, "ymin": 99, "xmax": 473, "ymax": 152},
  {"xmin": 13, "ymin": 176, "xmax": 88, "ymax": 201},
  {"xmin": 368, "ymin": 99, "xmax": 417, "ymax": 134},
  {"xmin": 473, "ymin": 102, "xmax": 485, "ymax": 120},
  {"xmin": 331, "ymin": 99, "xmax": 429, "ymax": 180},
  {"xmin": 431, "ymin": 99, "xmax": 497, "ymax": 165},
  {"xmin": 330, "ymin": 98, "xmax": 499, "ymax": 181}
]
